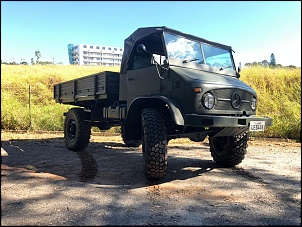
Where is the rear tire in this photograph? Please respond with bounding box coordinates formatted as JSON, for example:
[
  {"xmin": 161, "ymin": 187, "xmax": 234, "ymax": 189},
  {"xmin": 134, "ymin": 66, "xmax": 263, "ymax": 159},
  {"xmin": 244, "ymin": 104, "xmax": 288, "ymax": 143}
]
[
  {"xmin": 64, "ymin": 108, "xmax": 91, "ymax": 151},
  {"xmin": 209, "ymin": 132, "xmax": 248, "ymax": 167},
  {"xmin": 141, "ymin": 108, "xmax": 168, "ymax": 179},
  {"xmin": 121, "ymin": 124, "xmax": 141, "ymax": 147}
]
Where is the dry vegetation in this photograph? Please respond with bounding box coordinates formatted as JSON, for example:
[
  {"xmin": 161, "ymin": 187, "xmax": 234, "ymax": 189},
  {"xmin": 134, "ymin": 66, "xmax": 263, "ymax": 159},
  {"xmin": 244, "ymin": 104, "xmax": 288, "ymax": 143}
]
[{"xmin": 1, "ymin": 64, "xmax": 301, "ymax": 140}]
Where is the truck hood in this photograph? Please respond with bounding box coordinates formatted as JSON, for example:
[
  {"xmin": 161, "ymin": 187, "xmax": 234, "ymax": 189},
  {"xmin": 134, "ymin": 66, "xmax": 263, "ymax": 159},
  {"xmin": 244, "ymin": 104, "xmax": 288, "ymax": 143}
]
[{"xmin": 171, "ymin": 67, "xmax": 256, "ymax": 94}]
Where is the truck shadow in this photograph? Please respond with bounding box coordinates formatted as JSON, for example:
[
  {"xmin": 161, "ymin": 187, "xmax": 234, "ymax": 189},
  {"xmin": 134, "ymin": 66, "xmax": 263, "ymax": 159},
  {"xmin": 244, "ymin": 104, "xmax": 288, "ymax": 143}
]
[{"xmin": 1, "ymin": 137, "xmax": 218, "ymax": 188}]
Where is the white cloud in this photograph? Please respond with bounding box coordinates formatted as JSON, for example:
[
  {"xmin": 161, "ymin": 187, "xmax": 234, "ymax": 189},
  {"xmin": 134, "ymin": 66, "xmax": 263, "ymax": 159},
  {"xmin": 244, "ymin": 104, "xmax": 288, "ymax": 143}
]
[{"xmin": 166, "ymin": 38, "xmax": 199, "ymax": 60}]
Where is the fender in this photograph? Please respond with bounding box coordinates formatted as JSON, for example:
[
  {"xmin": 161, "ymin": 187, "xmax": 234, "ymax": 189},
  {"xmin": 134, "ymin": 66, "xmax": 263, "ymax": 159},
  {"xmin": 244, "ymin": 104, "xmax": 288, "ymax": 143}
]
[{"xmin": 127, "ymin": 95, "xmax": 184, "ymax": 125}]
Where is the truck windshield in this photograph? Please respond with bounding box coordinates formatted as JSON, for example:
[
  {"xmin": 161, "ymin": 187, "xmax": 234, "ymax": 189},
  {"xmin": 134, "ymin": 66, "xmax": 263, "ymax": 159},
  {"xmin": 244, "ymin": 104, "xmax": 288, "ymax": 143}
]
[{"xmin": 164, "ymin": 33, "xmax": 235, "ymax": 71}]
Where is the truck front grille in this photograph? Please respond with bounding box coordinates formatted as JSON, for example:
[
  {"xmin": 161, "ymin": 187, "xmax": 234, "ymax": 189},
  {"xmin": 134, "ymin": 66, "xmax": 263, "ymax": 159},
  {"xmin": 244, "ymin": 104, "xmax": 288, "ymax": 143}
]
[{"xmin": 212, "ymin": 88, "xmax": 253, "ymax": 111}]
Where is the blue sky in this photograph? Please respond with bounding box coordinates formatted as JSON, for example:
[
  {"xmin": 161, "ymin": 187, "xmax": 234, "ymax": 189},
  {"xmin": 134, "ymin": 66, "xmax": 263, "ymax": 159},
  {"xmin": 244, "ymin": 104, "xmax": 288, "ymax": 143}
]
[{"xmin": 1, "ymin": 1, "xmax": 301, "ymax": 67}]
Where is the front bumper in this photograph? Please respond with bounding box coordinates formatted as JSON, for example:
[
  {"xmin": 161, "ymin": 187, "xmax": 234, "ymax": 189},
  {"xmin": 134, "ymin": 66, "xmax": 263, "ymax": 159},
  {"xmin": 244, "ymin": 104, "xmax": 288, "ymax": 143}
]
[{"xmin": 184, "ymin": 114, "xmax": 273, "ymax": 128}]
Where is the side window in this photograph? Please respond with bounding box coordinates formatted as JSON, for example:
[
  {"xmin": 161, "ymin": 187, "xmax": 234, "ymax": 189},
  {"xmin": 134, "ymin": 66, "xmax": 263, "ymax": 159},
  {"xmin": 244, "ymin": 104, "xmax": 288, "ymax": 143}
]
[
  {"xmin": 128, "ymin": 44, "xmax": 153, "ymax": 70},
  {"xmin": 126, "ymin": 32, "xmax": 165, "ymax": 71},
  {"xmin": 133, "ymin": 54, "xmax": 152, "ymax": 70},
  {"xmin": 128, "ymin": 53, "xmax": 165, "ymax": 70}
]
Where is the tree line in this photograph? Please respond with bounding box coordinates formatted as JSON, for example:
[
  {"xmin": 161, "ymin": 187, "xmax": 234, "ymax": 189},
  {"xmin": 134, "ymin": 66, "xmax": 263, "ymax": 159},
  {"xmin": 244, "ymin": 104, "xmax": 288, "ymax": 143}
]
[
  {"xmin": 243, "ymin": 53, "xmax": 298, "ymax": 68},
  {"xmin": 1, "ymin": 52, "xmax": 299, "ymax": 68},
  {"xmin": 1, "ymin": 50, "xmax": 63, "ymax": 65}
]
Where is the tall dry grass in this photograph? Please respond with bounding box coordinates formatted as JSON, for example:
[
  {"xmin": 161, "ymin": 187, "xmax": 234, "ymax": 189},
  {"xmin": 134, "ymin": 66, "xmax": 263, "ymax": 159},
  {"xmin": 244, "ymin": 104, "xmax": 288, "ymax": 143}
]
[
  {"xmin": 1, "ymin": 65, "xmax": 119, "ymax": 131},
  {"xmin": 1, "ymin": 64, "xmax": 301, "ymax": 140},
  {"xmin": 240, "ymin": 66, "xmax": 301, "ymax": 139}
]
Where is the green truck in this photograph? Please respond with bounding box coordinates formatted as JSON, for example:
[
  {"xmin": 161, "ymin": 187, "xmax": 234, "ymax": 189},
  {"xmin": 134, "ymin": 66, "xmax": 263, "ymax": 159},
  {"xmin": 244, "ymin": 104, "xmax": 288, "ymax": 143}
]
[{"xmin": 54, "ymin": 26, "xmax": 273, "ymax": 179}]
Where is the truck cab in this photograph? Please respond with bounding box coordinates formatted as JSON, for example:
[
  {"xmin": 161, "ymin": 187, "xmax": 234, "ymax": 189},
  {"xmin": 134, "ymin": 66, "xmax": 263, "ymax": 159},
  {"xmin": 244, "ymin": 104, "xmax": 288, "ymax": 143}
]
[{"xmin": 119, "ymin": 27, "xmax": 272, "ymax": 142}]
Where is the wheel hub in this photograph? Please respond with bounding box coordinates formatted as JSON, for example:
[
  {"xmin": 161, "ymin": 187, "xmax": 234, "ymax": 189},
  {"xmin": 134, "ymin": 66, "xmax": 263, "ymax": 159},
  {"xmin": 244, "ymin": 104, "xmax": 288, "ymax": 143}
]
[{"xmin": 68, "ymin": 120, "xmax": 76, "ymax": 141}]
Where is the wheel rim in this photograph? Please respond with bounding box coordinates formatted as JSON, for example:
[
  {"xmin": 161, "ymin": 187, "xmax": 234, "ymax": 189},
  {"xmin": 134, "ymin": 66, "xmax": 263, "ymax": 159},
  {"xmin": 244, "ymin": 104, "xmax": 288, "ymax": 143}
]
[
  {"xmin": 213, "ymin": 137, "xmax": 229, "ymax": 155},
  {"xmin": 68, "ymin": 119, "xmax": 77, "ymax": 141}
]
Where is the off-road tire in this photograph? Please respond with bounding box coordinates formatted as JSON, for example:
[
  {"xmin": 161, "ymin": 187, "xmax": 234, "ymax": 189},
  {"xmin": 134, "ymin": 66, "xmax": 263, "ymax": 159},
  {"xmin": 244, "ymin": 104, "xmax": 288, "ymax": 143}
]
[
  {"xmin": 64, "ymin": 108, "xmax": 91, "ymax": 151},
  {"xmin": 209, "ymin": 132, "xmax": 248, "ymax": 167},
  {"xmin": 141, "ymin": 108, "xmax": 168, "ymax": 179},
  {"xmin": 121, "ymin": 124, "xmax": 141, "ymax": 147}
]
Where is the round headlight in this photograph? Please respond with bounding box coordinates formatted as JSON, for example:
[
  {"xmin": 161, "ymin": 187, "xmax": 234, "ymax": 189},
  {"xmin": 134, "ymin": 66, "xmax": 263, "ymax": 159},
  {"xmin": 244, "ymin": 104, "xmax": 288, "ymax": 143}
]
[
  {"xmin": 203, "ymin": 92, "xmax": 215, "ymax": 109},
  {"xmin": 250, "ymin": 96, "xmax": 257, "ymax": 110}
]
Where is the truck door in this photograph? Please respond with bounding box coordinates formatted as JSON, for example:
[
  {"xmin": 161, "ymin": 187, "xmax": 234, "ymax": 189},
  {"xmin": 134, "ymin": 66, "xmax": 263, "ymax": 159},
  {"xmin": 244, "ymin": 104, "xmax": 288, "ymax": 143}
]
[{"xmin": 125, "ymin": 65, "xmax": 161, "ymax": 100}]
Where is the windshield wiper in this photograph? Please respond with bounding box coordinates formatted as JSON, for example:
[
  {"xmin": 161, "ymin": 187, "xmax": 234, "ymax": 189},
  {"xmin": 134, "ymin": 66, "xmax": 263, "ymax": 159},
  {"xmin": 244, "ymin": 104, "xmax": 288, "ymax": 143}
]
[
  {"xmin": 182, "ymin": 58, "xmax": 199, "ymax": 63},
  {"xmin": 219, "ymin": 66, "xmax": 233, "ymax": 70}
]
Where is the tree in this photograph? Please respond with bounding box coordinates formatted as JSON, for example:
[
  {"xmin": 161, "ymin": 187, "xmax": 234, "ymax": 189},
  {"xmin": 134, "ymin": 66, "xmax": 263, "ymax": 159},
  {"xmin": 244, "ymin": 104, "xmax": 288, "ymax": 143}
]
[
  {"xmin": 251, "ymin": 61, "xmax": 258, "ymax": 67},
  {"xmin": 39, "ymin": 61, "xmax": 54, "ymax": 65},
  {"xmin": 262, "ymin": 60, "xmax": 269, "ymax": 67},
  {"xmin": 286, "ymin": 65, "xmax": 297, "ymax": 69},
  {"xmin": 31, "ymin": 58, "xmax": 35, "ymax": 65},
  {"xmin": 35, "ymin": 51, "xmax": 41, "ymax": 64},
  {"xmin": 244, "ymin": 63, "xmax": 252, "ymax": 67},
  {"xmin": 270, "ymin": 53, "xmax": 276, "ymax": 66}
]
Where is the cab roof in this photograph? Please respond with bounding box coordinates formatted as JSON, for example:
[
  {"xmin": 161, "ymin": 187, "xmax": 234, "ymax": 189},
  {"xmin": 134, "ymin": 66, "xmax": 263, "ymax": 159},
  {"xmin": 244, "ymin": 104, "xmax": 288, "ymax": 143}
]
[{"xmin": 120, "ymin": 26, "xmax": 233, "ymax": 74}]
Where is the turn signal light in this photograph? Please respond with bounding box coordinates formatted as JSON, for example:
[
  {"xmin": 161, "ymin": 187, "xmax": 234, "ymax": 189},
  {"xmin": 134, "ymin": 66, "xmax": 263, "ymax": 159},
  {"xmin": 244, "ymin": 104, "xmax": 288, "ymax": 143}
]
[{"xmin": 193, "ymin": 87, "xmax": 202, "ymax": 93}]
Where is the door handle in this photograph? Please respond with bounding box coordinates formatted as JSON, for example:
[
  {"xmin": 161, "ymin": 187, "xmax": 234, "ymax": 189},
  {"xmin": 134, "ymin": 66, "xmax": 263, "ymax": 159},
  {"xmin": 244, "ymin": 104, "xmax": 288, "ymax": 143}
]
[{"xmin": 127, "ymin": 78, "xmax": 134, "ymax": 81}]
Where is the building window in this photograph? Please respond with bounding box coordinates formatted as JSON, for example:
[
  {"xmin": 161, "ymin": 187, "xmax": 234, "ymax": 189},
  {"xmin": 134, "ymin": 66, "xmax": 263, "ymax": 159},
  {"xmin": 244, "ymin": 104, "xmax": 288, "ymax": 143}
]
[
  {"xmin": 83, "ymin": 51, "xmax": 87, "ymax": 54},
  {"xmin": 114, "ymin": 48, "xmax": 117, "ymax": 51},
  {"xmin": 83, "ymin": 45, "xmax": 87, "ymax": 48},
  {"xmin": 102, "ymin": 47, "xmax": 105, "ymax": 50},
  {"xmin": 108, "ymin": 47, "xmax": 111, "ymax": 50},
  {"xmin": 97, "ymin": 58, "xmax": 100, "ymax": 60},
  {"xmin": 90, "ymin": 46, "xmax": 93, "ymax": 49},
  {"xmin": 120, "ymin": 48, "xmax": 123, "ymax": 51},
  {"xmin": 96, "ymin": 46, "xmax": 99, "ymax": 49}
]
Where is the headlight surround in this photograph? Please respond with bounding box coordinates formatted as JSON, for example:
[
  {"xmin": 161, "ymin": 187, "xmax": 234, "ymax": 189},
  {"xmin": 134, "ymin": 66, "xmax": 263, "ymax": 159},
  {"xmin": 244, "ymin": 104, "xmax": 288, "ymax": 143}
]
[
  {"xmin": 250, "ymin": 96, "xmax": 257, "ymax": 110},
  {"xmin": 202, "ymin": 92, "xmax": 216, "ymax": 109}
]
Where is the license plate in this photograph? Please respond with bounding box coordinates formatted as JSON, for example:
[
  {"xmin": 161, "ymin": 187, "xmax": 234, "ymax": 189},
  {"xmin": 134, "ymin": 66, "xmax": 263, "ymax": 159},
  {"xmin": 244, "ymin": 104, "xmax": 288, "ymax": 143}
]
[{"xmin": 249, "ymin": 121, "xmax": 265, "ymax": 131}]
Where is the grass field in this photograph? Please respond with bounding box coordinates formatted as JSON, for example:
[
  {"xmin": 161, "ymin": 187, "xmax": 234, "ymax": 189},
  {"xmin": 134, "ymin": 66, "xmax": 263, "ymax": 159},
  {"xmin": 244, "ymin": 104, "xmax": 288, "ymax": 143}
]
[{"xmin": 1, "ymin": 64, "xmax": 301, "ymax": 140}]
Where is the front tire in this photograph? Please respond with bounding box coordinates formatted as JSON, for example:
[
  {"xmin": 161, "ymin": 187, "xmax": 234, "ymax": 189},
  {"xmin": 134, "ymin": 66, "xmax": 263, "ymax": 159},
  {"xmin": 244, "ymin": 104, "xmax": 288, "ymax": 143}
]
[
  {"xmin": 64, "ymin": 108, "xmax": 91, "ymax": 151},
  {"xmin": 141, "ymin": 108, "xmax": 168, "ymax": 179},
  {"xmin": 209, "ymin": 132, "xmax": 248, "ymax": 167}
]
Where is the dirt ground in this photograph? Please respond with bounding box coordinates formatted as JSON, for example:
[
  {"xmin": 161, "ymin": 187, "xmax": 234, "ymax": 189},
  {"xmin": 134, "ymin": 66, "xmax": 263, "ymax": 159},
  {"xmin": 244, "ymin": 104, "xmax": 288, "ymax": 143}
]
[{"xmin": 1, "ymin": 131, "xmax": 301, "ymax": 226}]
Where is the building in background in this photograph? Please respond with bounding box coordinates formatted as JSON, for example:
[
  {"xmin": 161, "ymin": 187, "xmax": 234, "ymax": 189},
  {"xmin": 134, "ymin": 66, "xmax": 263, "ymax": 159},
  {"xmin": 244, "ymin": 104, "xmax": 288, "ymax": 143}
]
[
  {"xmin": 67, "ymin": 44, "xmax": 74, "ymax": 64},
  {"xmin": 67, "ymin": 43, "xmax": 123, "ymax": 66}
]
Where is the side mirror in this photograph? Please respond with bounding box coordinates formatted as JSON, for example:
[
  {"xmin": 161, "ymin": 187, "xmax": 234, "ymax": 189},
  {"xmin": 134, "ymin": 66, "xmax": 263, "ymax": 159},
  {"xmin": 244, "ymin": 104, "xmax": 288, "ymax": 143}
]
[
  {"xmin": 137, "ymin": 44, "xmax": 147, "ymax": 54},
  {"xmin": 163, "ymin": 59, "xmax": 169, "ymax": 68},
  {"xmin": 236, "ymin": 65, "xmax": 241, "ymax": 78},
  {"xmin": 236, "ymin": 72, "xmax": 240, "ymax": 79},
  {"xmin": 238, "ymin": 66, "xmax": 241, "ymax": 73}
]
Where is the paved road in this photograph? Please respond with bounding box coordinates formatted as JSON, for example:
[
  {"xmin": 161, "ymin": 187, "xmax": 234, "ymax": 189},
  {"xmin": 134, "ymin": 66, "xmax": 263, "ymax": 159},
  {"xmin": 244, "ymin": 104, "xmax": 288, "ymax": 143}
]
[{"xmin": 1, "ymin": 133, "xmax": 301, "ymax": 226}]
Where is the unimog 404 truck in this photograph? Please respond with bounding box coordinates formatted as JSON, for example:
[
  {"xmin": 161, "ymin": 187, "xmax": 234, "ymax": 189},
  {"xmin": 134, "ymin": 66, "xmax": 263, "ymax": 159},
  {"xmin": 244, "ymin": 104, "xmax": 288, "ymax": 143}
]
[{"xmin": 54, "ymin": 26, "xmax": 273, "ymax": 179}]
